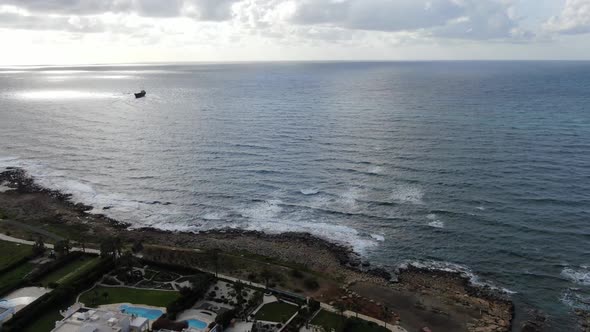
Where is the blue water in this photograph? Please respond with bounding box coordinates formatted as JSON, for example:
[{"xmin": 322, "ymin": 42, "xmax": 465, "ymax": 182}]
[
  {"xmin": 120, "ymin": 304, "xmax": 163, "ymax": 320},
  {"xmin": 187, "ymin": 319, "xmax": 209, "ymax": 329},
  {"xmin": 0, "ymin": 62, "xmax": 589, "ymax": 330}
]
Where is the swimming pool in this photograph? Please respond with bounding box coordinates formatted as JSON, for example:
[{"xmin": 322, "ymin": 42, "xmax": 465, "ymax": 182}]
[
  {"xmin": 119, "ymin": 304, "xmax": 163, "ymax": 320},
  {"xmin": 186, "ymin": 319, "xmax": 208, "ymax": 329}
]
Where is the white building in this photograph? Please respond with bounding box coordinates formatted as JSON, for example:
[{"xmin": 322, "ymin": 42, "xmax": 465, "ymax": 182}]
[{"xmin": 51, "ymin": 303, "xmax": 149, "ymax": 332}]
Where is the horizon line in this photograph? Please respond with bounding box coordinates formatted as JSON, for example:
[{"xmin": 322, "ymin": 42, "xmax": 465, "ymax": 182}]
[{"xmin": 2, "ymin": 59, "xmax": 590, "ymax": 68}]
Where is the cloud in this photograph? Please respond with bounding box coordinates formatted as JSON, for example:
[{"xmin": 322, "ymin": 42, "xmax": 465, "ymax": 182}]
[
  {"xmin": 0, "ymin": 0, "xmax": 241, "ymax": 20},
  {"xmin": 0, "ymin": 11, "xmax": 107, "ymax": 32},
  {"xmin": 285, "ymin": 0, "xmax": 530, "ymax": 40},
  {"xmin": 544, "ymin": 0, "xmax": 590, "ymax": 35}
]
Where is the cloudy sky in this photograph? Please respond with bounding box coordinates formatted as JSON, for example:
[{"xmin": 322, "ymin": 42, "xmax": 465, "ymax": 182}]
[{"xmin": 0, "ymin": 0, "xmax": 589, "ymax": 65}]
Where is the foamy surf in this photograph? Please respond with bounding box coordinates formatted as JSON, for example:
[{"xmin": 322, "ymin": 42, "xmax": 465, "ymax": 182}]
[
  {"xmin": 427, "ymin": 213, "xmax": 444, "ymax": 228},
  {"xmin": 561, "ymin": 267, "xmax": 590, "ymax": 286},
  {"xmin": 391, "ymin": 184, "xmax": 424, "ymax": 204},
  {"xmin": 300, "ymin": 188, "xmax": 320, "ymax": 195}
]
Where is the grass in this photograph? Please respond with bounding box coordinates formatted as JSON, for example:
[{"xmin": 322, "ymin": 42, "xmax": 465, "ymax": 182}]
[
  {"xmin": 39, "ymin": 256, "xmax": 101, "ymax": 286},
  {"xmin": 22, "ymin": 307, "xmax": 66, "ymax": 332},
  {"xmin": 311, "ymin": 310, "xmax": 346, "ymax": 332},
  {"xmin": 0, "ymin": 240, "xmax": 32, "ymax": 270},
  {"xmin": 79, "ymin": 286, "xmax": 180, "ymax": 307},
  {"xmin": 0, "ymin": 262, "xmax": 35, "ymax": 296},
  {"xmin": 254, "ymin": 302, "xmax": 299, "ymax": 322},
  {"xmin": 311, "ymin": 310, "xmax": 390, "ymax": 332}
]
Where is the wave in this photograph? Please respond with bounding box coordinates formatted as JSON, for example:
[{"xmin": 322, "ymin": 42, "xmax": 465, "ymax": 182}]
[
  {"xmin": 300, "ymin": 188, "xmax": 320, "ymax": 195},
  {"xmin": 391, "ymin": 184, "xmax": 424, "ymax": 204},
  {"xmin": 427, "ymin": 213, "xmax": 444, "ymax": 228},
  {"xmin": 370, "ymin": 234, "xmax": 385, "ymax": 242},
  {"xmin": 561, "ymin": 288, "xmax": 590, "ymax": 310},
  {"xmin": 561, "ymin": 267, "xmax": 590, "ymax": 286}
]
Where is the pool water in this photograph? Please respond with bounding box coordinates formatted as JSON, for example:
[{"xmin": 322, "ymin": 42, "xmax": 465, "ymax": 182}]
[
  {"xmin": 119, "ymin": 304, "xmax": 163, "ymax": 320},
  {"xmin": 187, "ymin": 319, "xmax": 208, "ymax": 329}
]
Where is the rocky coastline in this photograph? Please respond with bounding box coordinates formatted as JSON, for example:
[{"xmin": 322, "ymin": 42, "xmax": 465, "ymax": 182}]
[{"xmin": 0, "ymin": 167, "xmax": 530, "ymax": 331}]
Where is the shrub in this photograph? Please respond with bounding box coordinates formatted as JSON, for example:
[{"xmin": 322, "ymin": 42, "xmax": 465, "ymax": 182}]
[
  {"xmin": 303, "ymin": 278, "xmax": 319, "ymax": 290},
  {"xmin": 290, "ymin": 269, "xmax": 304, "ymax": 279}
]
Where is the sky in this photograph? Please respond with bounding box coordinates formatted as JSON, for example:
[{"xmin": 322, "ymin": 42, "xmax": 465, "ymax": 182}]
[{"xmin": 0, "ymin": 0, "xmax": 589, "ymax": 65}]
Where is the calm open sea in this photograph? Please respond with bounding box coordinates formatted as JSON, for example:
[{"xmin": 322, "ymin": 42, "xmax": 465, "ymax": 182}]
[{"xmin": 0, "ymin": 61, "xmax": 588, "ymax": 329}]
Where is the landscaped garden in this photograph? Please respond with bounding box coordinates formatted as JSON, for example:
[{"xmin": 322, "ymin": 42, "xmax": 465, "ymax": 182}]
[
  {"xmin": 255, "ymin": 302, "xmax": 298, "ymax": 323},
  {"xmin": 79, "ymin": 286, "xmax": 180, "ymax": 307}
]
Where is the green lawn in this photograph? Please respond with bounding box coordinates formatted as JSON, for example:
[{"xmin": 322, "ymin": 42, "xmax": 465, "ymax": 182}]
[
  {"xmin": 0, "ymin": 240, "xmax": 32, "ymax": 270},
  {"xmin": 254, "ymin": 302, "xmax": 298, "ymax": 322},
  {"xmin": 22, "ymin": 308, "xmax": 64, "ymax": 332},
  {"xmin": 0, "ymin": 262, "xmax": 34, "ymax": 296},
  {"xmin": 311, "ymin": 310, "xmax": 346, "ymax": 332},
  {"xmin": 311, "ymin": 310, "xmax": 390, "ymax": 332},
  {"xmin": 39, "ymin": 256, "xmax": 100, "ymax": 286},
  {"xmin": 79, "ymin": 286, "xmax": 180, "ymax": 307}
]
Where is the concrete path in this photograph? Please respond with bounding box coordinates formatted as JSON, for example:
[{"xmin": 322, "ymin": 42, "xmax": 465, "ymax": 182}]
[
  {"xmin": 319, "ymin": 303, "xmax": 407, "ymax": 332},
  {"xmin": 0, "ymin": 219, "xmax": 64, "ymax": 241},
  {"xmin": 0, "ymin": 232, "xmax": 100, "ymax": 255}
]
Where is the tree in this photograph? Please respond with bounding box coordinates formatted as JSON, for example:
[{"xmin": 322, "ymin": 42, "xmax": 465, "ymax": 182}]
[
  {"xmin": 381, "ymin": 306, "xmax": 392, "ymax": 329},
  {"xmin": 260, "ymin": 269, "xmax": 273, "ymax": 289},
  {"xmin": 131, "ymin": 240, "xmax": 144, "ymax": 254},
  {"xmin": 207, "ymin": 248, "xmax": 220, "ymax": 277},
  {"xmin": 334, "ymin": 302, "xmax": 346, "ymax": 327},
  {"xmin": 32, "ymin": 237, "xmax": 45, "ymax": 256},
  {"xmin": 100, "ymin": 238, "xmax": 116, "ymax": 258},
  {"xmin": 232, "ymin": 281, "xmax": 246, "ymax": 313},
  {"xmin": 102, "ymin": 291, "xmax": 109, "ymax": 301},
  {"xmin": 54, "ymin": 239, "xmax": 71, "ymax": 257}
]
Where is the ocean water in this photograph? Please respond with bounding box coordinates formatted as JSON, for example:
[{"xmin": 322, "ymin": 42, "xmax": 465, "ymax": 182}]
[{"xmin": 0, "ymin": 62, "xmax": 589, "ymax": 329}]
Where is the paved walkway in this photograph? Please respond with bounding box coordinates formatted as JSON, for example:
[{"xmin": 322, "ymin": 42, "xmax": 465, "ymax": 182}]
[
  {"xmin": 0, "ymin": 219, "xmax": 64, "ymax": 241},
  {"xmin": 0, "ymin": 232, "xmax": 100, "ymax": 254},
  {"xmin": 319, "ymin": 303, "xmax": 407, "ymax": 332}
]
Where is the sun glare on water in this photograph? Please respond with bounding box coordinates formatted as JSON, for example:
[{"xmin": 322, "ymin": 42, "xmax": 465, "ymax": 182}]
[{"xmin": 17, "ymin": 90, "xmax": 117, "ymax": 100}]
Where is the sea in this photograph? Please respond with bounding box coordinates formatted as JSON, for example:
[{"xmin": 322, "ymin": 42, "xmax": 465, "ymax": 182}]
[{"xmin": 0, "ymin": 61, "xmax": 588, "ymax": 330}]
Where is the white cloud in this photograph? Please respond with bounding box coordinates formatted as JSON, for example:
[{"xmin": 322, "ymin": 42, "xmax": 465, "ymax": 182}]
[{"xmin": 544, "ymin": 0, "xmax": 590, "ymax": 34}]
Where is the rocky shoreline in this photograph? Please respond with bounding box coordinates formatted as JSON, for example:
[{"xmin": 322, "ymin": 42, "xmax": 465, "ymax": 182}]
[{"xmin": 0, "ymin": 167, "xmax": 527, "ymax": 331}]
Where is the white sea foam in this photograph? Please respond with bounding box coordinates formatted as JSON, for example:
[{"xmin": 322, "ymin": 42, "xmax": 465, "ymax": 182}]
[
  {"xmin": 561, "ymin": 267, "xmax": 590, "ymax": 286},
  {"xmin": 368, "ymin": 166, "xmax": 383, "ymax": 174},
  {"xmin": 300, "ymin": 188, "xmax": 320, "ymax": 195},
  {"xmin": 426, "ymin": 213, "xmax": 444, "ymax": 228},
  {"xmin": 239, "ymin": 199, "xmax": 283, "ymax": 221},
  {"xmin": 428, "ymin": 220, "xmax": 445, "ymax": 228},
  {"xmin": 338, "ymin": 187, "xmax": 364, "ymax": 208},
  {"xmin": 391, "ymin": 184, "xmax": 424, "ymax": 204},
  {"xmin": 244, "ymin": 219, "xmax": 378, "ymax": 254},
  {"xmin": 370, "ymin": 234, "xmax": 385, "ymax": 242},
  {"xmin": 476, "ymin": 206, "xmax": 486, "ymax": 211},
  {"xmin": 561, "ymin": 288, "xmax": 590, "ymax": 310},
  {"xmin": 203, "ymin": 212, "xmax": 226, "ymax": 220}
]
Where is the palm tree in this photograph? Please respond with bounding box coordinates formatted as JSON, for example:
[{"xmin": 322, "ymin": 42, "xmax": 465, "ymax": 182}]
[
  {"xmin": 381, "ymin": 305, "xmax": 391, "ymax": 329},
  {"xmin": 260, "ymin": 269, "xmax": 273, "ymax": 289}
]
